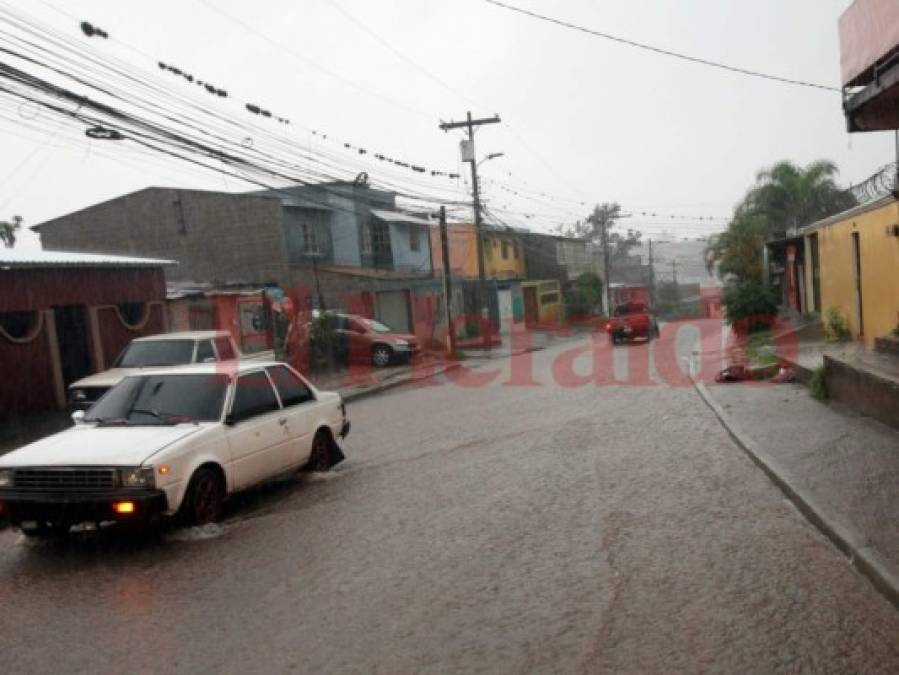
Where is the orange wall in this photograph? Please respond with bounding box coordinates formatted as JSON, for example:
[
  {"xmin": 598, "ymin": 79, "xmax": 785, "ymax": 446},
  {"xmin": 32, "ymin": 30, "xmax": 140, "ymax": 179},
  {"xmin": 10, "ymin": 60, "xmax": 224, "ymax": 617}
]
[
  {"xmin": 430, "ymin": 223, "xmax": 481, "ymax": 278},
  {"xmin": 430, "ymin": 223, "xmax": 525, "ymax": 279}
]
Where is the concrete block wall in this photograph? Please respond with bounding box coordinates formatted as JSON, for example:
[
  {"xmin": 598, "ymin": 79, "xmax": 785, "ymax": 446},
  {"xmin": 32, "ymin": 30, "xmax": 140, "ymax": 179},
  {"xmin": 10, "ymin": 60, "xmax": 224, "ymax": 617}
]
[{"xmin": 37, "ymin": 188, "xmax": 292, "ymax": 287}]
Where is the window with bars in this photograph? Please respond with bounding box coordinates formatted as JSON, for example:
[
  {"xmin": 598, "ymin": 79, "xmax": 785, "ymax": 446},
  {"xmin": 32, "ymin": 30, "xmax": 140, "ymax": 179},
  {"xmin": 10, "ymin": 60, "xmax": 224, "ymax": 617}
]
[
  {"xmin": 301, "ymin": 222, "xmax": 320, "ymax": 255},
  {"xmin": 371, "ymin": 221, "xmax": 390, "ymax": 256},
  {"xmin": 361, "ymin": 222, "xmax": 373, "ymax": 254}
]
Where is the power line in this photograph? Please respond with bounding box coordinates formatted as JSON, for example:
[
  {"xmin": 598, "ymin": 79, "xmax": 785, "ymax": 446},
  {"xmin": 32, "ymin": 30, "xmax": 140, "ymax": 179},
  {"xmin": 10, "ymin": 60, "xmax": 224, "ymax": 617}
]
[{"xmin": 481, "ymin": 0, "xmax": 840, "ymax": 93}]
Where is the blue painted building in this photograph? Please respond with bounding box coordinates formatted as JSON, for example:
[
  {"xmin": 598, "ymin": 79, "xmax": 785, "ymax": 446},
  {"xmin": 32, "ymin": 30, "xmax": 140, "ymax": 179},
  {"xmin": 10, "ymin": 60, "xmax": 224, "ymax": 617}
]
[{"xmin": 258, "ymin": 181, "xmax": 438, "ymax": 334}]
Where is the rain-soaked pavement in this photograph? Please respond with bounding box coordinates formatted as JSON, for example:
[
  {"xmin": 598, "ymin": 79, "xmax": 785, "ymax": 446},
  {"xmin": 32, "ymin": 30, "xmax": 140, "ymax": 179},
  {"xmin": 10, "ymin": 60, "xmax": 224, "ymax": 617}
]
[{"xmin": 1, "ymin": 329, "xmax": 898, "ymax": 673}]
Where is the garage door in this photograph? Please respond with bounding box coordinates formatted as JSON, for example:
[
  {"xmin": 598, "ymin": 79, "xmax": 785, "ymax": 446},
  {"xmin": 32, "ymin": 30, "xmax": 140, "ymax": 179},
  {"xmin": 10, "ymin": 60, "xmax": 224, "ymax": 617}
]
[{"xmin": 376, "ymin": 290, "xmax": 411, "ymax": 333}]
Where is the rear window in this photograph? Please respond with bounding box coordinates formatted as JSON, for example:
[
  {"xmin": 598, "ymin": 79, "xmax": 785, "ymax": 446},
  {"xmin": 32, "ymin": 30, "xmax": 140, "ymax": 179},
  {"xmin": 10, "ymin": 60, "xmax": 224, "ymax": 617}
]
[
  {"xmin": 115, "ymin": 340, "xmax": 195, "ymax": 367},
  {"xmin": 268, "ymin": 365, "xmax": 314, "ymax": 407},
  {"xmin": 231, "ymin": 371, "xmax": 280, "ymax": 419},
  {"xmin": 214, "ymin": 337, "xmax": 237, "ymax": 360}
]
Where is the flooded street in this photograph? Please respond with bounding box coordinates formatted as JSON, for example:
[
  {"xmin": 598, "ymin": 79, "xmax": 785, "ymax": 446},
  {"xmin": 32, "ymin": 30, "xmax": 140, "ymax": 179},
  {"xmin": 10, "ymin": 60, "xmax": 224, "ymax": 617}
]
[{"xmin": 1, "ymin": 334, "xmax": 898, "ymax": 674}]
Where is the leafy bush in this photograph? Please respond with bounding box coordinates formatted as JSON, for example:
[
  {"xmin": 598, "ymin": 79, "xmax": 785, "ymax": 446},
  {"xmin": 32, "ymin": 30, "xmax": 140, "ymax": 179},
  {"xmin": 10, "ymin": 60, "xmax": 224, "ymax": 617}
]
[
  {"xmin": 723, "ymin": 279, "xmax": 778, "ymax": 333},
  {"xmin": 310, "ymin": 311, "xmax": 341, "ymax": 368},
  {"xmin": 891, "ymin": 324, "xmax": 899, "ymax": 338},
  {"xmin": 823, "ymin": 306, "xmax": 851, "ymax": 342},
  {"xmin": 809, "ymin": 365, "xmax": 828, "ymax": 401},
  {"xmin": 564, "ymin": 272, "xmax": 604, "ymax": 318}
]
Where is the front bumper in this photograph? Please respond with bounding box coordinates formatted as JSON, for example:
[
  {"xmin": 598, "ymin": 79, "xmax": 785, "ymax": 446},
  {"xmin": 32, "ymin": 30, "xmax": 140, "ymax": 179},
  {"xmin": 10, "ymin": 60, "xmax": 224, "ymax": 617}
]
[{"xmin": 0, "ymin": 489, "xmax": 168, "ymax": 526}]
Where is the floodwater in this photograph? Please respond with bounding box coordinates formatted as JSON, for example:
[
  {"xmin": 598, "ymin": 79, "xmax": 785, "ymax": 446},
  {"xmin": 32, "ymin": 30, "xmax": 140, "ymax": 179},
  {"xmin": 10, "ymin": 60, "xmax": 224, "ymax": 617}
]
[{"xmin": 1, "ymin": 332, "xmax": 897, "ymax": 673}]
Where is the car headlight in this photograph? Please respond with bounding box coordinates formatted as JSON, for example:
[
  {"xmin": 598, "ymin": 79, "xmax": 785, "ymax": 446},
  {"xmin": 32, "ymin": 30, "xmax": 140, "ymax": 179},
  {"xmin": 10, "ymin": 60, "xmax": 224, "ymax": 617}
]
[
  {"xmin": 120, "ymin": 466, "xmax": 155, "ymax": 489},
  {"xmin": 69, "ymin": 388, "xmax": 87, "ymax": 402},
  {"xmin": 0, "ymin": 469, "xmax": 13, "ymax": 488},
  {"xmin": 394, "ymin": 339, "xmax": 408, "ymax": 346}
]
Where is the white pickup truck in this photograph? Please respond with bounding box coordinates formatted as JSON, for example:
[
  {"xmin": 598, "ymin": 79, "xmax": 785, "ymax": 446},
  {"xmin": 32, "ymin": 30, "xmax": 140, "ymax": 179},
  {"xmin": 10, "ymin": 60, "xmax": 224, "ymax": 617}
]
[{"xmin": 68, "ymin": 330, "xmax": 274, "ymax": 410}]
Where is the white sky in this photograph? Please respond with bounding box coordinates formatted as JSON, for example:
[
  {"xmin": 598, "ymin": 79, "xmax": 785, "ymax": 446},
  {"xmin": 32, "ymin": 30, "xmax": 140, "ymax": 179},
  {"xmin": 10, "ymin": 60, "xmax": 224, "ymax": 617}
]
[{"xmin": 2, "ymin": 0, "xmax": 894, "ymax": 251}]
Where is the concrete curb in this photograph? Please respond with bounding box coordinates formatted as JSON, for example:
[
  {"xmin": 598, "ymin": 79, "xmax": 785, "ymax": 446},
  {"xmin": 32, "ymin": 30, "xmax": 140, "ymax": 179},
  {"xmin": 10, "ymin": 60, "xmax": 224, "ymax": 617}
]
[
  {"xmin": 342, "ymin": 340, "xmax": 558, "ymax": 402},
  {"xmin": 341, "ymin": 363, "xmax": 464, "ymax": 404},
  {"xmin": 691, "ymin": 375, "xmax": 899, "ymax": 611}
]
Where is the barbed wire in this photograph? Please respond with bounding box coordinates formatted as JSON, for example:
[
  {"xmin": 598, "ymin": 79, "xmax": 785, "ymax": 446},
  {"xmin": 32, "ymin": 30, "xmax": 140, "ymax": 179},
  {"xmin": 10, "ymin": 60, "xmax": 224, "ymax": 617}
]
[{"xmin": 849, "ymin": 162, "xmax": 897, "ymax": 205}]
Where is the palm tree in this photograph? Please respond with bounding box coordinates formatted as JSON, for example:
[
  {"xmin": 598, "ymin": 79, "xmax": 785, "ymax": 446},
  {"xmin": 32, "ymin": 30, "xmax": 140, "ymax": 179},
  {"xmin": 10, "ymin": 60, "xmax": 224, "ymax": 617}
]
[
  {"xmin": 0, "ymin": 215, "xmax": 22, "ymax": 248},
  {"xmin": 706, "ymin": 159, "xmax": 857, "ymax": 281},
  {"xmin": 736, "ymin": 160, "xmax": 857, "ymax": 236}
]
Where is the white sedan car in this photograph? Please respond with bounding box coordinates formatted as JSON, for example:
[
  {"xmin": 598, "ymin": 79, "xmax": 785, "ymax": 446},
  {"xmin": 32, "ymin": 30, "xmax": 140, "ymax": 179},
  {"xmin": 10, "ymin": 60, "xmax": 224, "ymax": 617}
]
[{"xmin": 0, "ymin": 362, "xmax": 349, "ymax": 535}]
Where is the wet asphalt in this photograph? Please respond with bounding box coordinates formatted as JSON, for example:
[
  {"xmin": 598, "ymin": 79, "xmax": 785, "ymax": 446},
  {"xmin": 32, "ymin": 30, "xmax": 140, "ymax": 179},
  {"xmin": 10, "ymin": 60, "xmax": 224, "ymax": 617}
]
[{"xmin": 1, "ymin": 330, "xmax": 898, "ymax": 674}]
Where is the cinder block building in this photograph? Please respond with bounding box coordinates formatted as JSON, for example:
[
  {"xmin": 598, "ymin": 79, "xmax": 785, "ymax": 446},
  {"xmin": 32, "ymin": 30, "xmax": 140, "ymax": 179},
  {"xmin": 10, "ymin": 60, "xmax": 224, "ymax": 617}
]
[{"xmin": 33, "ymin": 181, "xmax": 441, "ymax": 341}]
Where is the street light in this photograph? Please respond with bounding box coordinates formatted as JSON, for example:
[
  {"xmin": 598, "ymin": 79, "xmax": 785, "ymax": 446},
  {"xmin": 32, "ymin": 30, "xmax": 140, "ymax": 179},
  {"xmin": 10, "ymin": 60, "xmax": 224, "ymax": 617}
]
[{"xmin": 478, "ymin": 152, "xmax": 505, "ymax": 166}]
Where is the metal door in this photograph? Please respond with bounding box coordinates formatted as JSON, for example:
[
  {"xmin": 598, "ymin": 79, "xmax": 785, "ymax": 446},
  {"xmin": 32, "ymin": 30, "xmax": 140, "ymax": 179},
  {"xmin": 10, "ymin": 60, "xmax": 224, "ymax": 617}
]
[{"xmin": 376, "ymin": 290, "xmax": 411, "ymax": 333}]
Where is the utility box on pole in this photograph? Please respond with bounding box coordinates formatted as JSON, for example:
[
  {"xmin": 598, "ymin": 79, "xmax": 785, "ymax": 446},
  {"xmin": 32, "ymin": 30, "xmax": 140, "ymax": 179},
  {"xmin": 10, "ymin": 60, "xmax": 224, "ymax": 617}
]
[{"xmin": 459, "ymin": 139, "xmax": 475, "ymax": 163}]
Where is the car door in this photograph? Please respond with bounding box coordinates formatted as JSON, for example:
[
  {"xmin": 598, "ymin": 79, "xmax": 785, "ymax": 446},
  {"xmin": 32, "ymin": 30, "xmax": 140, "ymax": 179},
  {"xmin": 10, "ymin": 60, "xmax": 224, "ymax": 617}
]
[
  {"xmin": 346, "ymin": 317, "xmax": 370, "ymax": 363},
  {"xmin": 267, "ymin": 364, "xmax": 317, "ymax": 469},
  {"xmin": 224, "ymin": 370, "xmax": 285, "ymax": 490}
]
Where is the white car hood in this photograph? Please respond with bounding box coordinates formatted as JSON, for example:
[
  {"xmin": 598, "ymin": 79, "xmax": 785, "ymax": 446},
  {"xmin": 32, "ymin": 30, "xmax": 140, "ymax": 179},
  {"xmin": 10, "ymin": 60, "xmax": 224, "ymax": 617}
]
[
  {"xmin": 69, "ymin": 368, "xmax": 146, "ymax": 389},
  {"xmin": 0, "ymin": 424, "xmax": 204, "ymax": 467}
]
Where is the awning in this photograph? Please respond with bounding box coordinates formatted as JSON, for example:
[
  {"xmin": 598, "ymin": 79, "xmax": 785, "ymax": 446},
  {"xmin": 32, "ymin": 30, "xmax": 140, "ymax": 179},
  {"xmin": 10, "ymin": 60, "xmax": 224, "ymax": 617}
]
[{"xmin": 370, "ymin": 209, "xmax": 431, "ymax": 226}]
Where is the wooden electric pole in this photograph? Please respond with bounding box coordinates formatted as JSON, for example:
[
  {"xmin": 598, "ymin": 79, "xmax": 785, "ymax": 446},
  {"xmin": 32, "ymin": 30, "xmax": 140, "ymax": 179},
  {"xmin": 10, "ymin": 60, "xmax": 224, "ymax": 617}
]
[
  {"xmin": 437, "ymin": 205, "xmax": 456, "ymax": 355},
  {"xmin": 671, "ymin": 259, "xmax": 679, "ymax": 313},
  {"xmin": 439, "ymin": 112, "xmax": 501, "ymax": 337}
]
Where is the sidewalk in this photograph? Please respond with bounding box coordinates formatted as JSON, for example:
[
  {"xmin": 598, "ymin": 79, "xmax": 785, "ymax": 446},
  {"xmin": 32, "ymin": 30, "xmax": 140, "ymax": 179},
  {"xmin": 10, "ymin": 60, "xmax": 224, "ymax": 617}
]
[
  {"xmin": 309, "ymin": 355, "xmax": 463, "ymax": 403},
  {"xmin": 693, "ymin": 376, "xmax": 899, "ymax": 608}
]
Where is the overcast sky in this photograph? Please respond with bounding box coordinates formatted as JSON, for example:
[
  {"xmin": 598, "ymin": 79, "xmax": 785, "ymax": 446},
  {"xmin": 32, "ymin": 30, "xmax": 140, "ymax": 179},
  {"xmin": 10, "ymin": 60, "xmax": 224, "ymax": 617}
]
[{"xmin": 2, "ymin": 0, "xmax": 894, "ymax": 251}]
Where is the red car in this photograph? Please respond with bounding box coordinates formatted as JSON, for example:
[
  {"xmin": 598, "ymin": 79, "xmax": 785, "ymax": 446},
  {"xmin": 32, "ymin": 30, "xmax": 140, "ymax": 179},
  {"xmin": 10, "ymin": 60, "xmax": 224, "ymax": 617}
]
[
  {"xmin": 333, "ymin": 313, "xmax": 421, "ymax": 367},
  {"xmin": 605, "ymin": 302, "xmax": 660, "ymax": 344}
]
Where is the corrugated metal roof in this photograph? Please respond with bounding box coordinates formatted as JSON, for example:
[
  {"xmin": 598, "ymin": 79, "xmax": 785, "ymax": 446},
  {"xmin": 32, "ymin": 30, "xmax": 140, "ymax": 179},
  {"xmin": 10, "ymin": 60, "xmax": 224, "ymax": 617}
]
[
  {"xmin": 370, "ymin": 209, "xmax": 431, "ymax": 226},
  {"xmin": 0, "ymin": 248, "xmax": 176, "ymax": 268}
]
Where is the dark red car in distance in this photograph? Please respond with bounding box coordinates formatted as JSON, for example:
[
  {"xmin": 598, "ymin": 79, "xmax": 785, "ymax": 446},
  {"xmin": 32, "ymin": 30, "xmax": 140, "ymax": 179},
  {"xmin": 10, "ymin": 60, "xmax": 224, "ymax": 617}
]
[{"xmin": 605, "ymin": 302, "xmax": 660, "ymax": 344}]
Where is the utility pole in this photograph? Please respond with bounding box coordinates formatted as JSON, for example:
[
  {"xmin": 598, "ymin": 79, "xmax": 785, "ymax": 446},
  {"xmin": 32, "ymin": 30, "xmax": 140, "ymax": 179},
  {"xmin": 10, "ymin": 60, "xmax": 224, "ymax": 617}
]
[
  {"xmin": 602, "ymin": 217, "xmax": 611, "ymax": 314},
  {"xmin": 439, "ymin": 112, "xmax": 501, "ymax": 341},
  {"xmin": 648, "ymin": 239, "xmax": 655, "ymax": 308},
  {"xmin": 588, "ymin": 208, "xmax": 613, "ymax": 314},
  {"xmin": 671, "ymin": 259, "xmax": 679, "ymax": 314},
  {"xmin": 437, "ymin": 205, "xmax": 456, "ymax": 355}
]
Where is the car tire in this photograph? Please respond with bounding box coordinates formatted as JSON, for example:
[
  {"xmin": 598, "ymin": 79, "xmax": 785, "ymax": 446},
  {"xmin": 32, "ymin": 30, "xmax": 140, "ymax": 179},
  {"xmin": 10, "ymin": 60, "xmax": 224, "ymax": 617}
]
[
  {"xmin": 371, "ymin": 344, "xmax": 393, "ymax": 367},
  {"xmin": 179, "ymin": 467, "xmax": 224, "ymax": 526},
  {"xmin": 307, "ymin": 430, "xmax": 335, "ymax": 472}
]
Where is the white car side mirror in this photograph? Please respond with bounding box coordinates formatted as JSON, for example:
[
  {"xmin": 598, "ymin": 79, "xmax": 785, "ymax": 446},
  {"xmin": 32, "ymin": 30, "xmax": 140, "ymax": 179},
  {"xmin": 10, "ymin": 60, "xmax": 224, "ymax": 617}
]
[{"xmin": 71, "ymin": 410, "xmax": 86, "ymax": 425}]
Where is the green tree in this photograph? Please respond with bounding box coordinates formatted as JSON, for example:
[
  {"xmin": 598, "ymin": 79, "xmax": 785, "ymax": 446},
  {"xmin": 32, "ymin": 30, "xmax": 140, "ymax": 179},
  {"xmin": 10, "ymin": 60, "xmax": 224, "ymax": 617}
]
[
  {"xmin": 564, "ymin": 272, "xmax": 604, "ymax": 317},
  {"xmin": 706, "ymin": 159, "xmax": 855, "ymax": 282},
  {"xmin": 557, "ymin": 202, "xmax": 641, "ymax": 258},
  {"xmin": 0, "ymin": 215, "xmax": 22, "ymax": 248},
  {"xmin": 736, "ymin": 159, "xmax": 856, "ymax": 237},
  {"xmin": 705, "ymin": 215, "xmax": 767, "ymax": 283}
]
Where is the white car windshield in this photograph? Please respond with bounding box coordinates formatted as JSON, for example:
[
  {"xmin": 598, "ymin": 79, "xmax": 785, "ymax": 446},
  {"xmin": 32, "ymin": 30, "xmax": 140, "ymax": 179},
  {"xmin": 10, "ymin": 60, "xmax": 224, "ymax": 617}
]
[
  {"xmin": 115, "ymin": 340, "xmax": 196, "ymax": 367},
  {"xmin": 84, "ymin": 373, "xmax": 228, "ymax": 425}
]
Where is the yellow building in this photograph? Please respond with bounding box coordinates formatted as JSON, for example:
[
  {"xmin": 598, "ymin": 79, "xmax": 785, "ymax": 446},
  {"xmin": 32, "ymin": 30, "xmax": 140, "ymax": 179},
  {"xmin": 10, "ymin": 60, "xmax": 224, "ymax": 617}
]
[
  {"xmin": 521, "ymin": 279, "xmax": 562, "ymax": 326},
  {"xmin": 800, "ymin": 196, "xmax": 899, "ymax": 345},
  {"xmin": 482, "ymin": 229, "xmax": 527, "ymax": 279},
  {"xmin": 430, "ymin": 223, "xmax": 526, "ymax": 279}
]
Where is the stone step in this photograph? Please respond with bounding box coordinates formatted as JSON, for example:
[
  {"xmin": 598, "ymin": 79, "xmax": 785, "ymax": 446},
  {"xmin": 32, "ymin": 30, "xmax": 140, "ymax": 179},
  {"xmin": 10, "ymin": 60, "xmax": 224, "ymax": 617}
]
[{"xmin": 825, "ymin": 354, "xmax": 899, "ymax": 432}]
